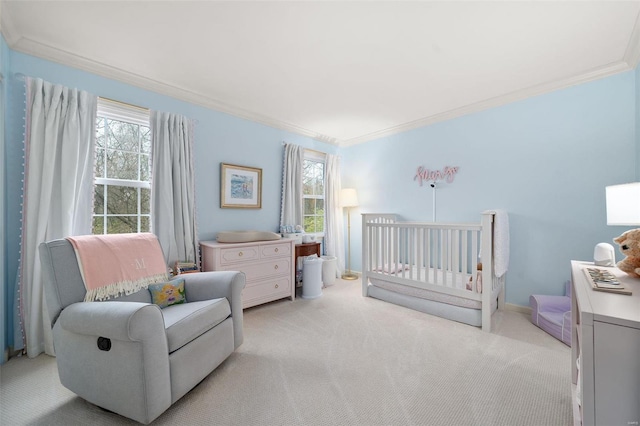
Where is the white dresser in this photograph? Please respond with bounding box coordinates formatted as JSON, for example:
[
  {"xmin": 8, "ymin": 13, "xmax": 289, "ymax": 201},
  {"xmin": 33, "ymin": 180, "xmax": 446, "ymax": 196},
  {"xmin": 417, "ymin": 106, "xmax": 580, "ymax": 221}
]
[
  {"xmin": 201, "ymin": 239, "xmax": 295, "ymax": 309},
  {"xmin": 570, "ymin": 261, "xmax": 640, "ymax": 426}
]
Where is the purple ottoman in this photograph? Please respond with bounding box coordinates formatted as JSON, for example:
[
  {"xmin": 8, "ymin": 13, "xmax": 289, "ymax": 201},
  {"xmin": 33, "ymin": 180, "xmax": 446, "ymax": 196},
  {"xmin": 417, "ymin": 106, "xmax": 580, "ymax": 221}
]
[{"xmin": 529, "ymin": 281, "xmax": 571, "ymax": 346}]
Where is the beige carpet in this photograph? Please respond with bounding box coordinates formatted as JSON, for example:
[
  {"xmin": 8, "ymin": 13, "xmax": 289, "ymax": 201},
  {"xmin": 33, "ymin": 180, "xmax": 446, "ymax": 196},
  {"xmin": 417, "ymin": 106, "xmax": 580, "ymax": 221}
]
[{"xmin": 0, "ymin": 279, "xmax": 572, "ymax": 425}]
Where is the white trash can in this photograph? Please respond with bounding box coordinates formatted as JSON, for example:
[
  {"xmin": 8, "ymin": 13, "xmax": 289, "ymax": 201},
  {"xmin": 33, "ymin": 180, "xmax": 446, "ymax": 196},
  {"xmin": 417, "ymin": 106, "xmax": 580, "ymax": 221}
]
[
  {"xmin": 302, "ymin": 256, "xmax": 324, "ymax": 299},
  {"xmin": 321, "ymin": 256, "xmax": 337, "ymax": 286}
]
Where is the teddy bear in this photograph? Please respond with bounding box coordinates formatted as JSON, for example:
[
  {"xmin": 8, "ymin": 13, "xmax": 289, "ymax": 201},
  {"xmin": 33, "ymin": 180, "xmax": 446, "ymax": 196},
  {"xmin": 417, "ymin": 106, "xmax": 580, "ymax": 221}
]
[{"xmin": 613, "ymin": 229, "xmax": 640, "ymax": 278}]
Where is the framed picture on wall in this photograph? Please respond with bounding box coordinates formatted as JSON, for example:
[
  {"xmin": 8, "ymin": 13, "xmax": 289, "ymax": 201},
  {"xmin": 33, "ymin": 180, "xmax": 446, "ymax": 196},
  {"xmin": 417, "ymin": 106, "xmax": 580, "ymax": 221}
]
[{"xmin": 220, "ymin": 163, "xmax": 262, "ymax": 209}]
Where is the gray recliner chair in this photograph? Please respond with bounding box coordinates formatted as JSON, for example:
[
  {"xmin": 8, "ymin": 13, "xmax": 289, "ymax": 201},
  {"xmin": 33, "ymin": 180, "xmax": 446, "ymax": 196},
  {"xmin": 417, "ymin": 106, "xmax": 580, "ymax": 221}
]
[{"xmin": 39, "ymin": 237, "xmax": 245, "ymax": 424}]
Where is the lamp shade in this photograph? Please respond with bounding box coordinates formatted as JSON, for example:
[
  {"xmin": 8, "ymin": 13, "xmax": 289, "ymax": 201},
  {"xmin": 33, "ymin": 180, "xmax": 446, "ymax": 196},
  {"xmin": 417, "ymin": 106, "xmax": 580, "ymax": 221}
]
[
  {"xmin": 605, "ymin": 182, "xmax": 640, "ymax": 225},
  {"xmin": 340, "ymin": 188, "xmax": 359, "ymax": 208}
]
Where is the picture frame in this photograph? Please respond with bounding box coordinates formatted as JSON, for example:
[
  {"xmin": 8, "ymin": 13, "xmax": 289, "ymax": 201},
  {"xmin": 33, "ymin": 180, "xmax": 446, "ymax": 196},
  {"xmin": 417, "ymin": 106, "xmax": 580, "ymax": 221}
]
[{"xmin": 220, "ymin": 163, "xmax": 262, "ymax": 209}]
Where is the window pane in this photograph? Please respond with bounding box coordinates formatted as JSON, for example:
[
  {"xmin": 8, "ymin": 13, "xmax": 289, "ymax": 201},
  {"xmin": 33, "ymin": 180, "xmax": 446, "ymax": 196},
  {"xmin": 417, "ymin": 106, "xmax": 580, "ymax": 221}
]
[
  {"xmin": 315, "ymin": 170, "xmax": 324, "ymax": 195},
  {"xmin": 94, "ymin": 184, "xmax": 104, "ymax": 214},
  {"xmin": 141, "ymin": 188, "xmax": 150, "ymax": 214},
  {"xmin": 140, "ymin": 154, "xmax": 150, "ymax": 181},
  {"xmin": 95, "ymin": 102, "xmax": 151, "ymax": 236},
  {"xmin": 141, "ymin": 126, "xmax": 151, "ymax": 154},
  {"xmin": 304, "ymin": 216, "xmax": 314, "ymax": 233},
  {"xmin": 140, "ymin": 216, "xmax": 150, "ymax": 232},
  {"xmin": 92, "ymin": 217, "xmax": 104, "ymax": 235},
  {"xmin": 107, "ymin": 119, "xmax": 139, "ymax": 152},
  {"xmin": 303, "ymin": 175, "xmax": 313, "ymax": 195},
  {"xmin": 309, "ymin": 176, "xmax": 319, "ymax": 196},
  {"xmin": 106, "ymin": 149, "xmax": 139, "ymax": 180},
  {"xmin": 107, "ymin": 216, "xmax": 137, "ymax": 234},
  {"xmin": 302, "ymin": 160, "xmax": 324, "ymax": 196},
  {"xmin": 95, "ymin": 148, "xmax": 105, "ymax": 178},
  {"xmin": 96, "ymin": 118, "xmax": 106, "ymax": 148},
  {"xmin": 107, "ymin": 185, "xmax": 138, "ymax": 214},
  {"xmin": 302, "ymin": 155, "xmax": 325, "ymax": 234},
  {"xmin": 304, "ymin": 198, "xmax": 315, "ymax": 215}
]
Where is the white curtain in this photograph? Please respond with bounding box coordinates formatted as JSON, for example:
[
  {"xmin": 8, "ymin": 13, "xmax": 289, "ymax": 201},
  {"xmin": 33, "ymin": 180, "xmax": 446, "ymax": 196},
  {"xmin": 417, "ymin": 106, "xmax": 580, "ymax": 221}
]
[
  {"xmin": 280, "ymin": 143, "xmax": 304, "ymax": 230},
  {"xmin": 151, "ymin": 111, "xmax": 198, "ymax": 268},
  {"xmin": 20, "ymin": 77, "xmax": 97, "ymax": 357},
  {"xmin": 323, "ymin": 153, "xmax": 345, "ymax": 276}
]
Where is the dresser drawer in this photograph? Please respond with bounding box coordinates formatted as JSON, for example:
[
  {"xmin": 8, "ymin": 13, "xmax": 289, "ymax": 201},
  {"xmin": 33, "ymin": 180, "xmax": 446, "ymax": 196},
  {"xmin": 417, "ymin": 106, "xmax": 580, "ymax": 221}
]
[
  {"xmin": 224, "ymin": 258, "xmax": 290, "ymax": 282},
  {"xmin": 261, "ymin": 242, "xmax": 291, "ymax": 258},
  {"xmin": 243, "ymin": 277, "xmax": 292, "ymax": 308},
  {"xmin": 220, "ymin": 246, "xmax": 259, "ymax": 265},
  {"xmin": 200, "ymin": 239, "xmax": 295, "ymax": 309}
]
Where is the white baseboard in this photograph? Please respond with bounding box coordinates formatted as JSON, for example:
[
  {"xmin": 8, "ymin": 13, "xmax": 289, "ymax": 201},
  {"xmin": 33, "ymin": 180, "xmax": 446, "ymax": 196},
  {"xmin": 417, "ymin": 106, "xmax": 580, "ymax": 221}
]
[{"xmin": 504, "ymin": 303, "xmax": 531, "ymax": 315}]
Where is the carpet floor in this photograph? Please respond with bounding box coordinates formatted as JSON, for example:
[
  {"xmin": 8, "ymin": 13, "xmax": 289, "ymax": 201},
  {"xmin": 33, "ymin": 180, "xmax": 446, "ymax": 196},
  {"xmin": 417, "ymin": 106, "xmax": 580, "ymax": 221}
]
[{"xmin": 0, "ymin": 279, "xmax": 572, "ymax": 425}]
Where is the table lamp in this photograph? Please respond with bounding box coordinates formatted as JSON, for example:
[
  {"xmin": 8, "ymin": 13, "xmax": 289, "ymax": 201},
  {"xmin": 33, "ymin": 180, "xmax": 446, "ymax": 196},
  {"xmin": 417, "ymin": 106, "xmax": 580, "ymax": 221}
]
[
  {"xmin": 601, "ymin": 182, "xmax": 640, "ymax": 267},
  {"xmin": 606, "ymin": 182, "xmax": 640, "ymax": 227}
]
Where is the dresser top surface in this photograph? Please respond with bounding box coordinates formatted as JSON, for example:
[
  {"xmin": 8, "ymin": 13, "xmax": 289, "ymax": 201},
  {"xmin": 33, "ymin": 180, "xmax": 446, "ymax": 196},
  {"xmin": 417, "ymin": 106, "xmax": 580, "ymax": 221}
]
[
  {"xmin": 571, "ymin": 260, "xmax": 640, "ymax": 328},
  {"xmin": 201, "ymin": 239, "xmax": 294, "ymax": 249}
]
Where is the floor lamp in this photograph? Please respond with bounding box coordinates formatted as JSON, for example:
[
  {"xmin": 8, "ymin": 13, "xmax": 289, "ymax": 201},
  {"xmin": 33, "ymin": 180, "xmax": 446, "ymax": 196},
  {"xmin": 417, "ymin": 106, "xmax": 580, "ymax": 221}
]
[{"xmin": 340, "ymin": 188, "xmax": 359, "ymax": 280}]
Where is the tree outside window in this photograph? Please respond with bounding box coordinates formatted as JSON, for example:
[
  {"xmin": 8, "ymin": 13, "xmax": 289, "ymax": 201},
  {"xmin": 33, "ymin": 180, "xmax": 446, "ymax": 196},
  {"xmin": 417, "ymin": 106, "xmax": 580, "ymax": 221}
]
[
  {"xmin": 93, "ymin": 100, "xmax": 151, "ymax": 234},
  {"xmin": 303, "ymin": 156, "xmax": 325, "ymax": 234}
]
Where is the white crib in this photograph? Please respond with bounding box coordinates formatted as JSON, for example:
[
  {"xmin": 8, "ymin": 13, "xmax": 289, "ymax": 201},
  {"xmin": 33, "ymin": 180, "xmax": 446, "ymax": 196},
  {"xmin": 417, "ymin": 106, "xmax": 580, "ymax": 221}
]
[{"xmin": 361, "ymin": 211, "xmax": 506, "ymax": 332}]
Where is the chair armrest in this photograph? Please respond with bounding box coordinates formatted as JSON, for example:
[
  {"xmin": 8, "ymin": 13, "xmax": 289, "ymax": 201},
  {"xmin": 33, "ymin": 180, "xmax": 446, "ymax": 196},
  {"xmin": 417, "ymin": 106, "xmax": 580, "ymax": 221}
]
[
  {"xmin": 530, "ymin": 294, "xmax": 571, "ymax": 315},
  {"xmin": 181, "ymin": 271, "xmax": 245, "ymax": 302},
  {"xmin": 58, "ymin": 301, "xmax": 166, "ymax": 343},
  {"xmin": 181, "ymin": 271, "xmax": 246, "ymax": 349}
]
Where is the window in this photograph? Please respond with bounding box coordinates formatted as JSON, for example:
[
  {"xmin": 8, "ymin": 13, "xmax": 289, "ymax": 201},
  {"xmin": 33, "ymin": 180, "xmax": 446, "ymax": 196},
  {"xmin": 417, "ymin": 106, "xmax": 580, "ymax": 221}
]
[
  {"xmin": 302, "ymin": 151, "xmax": 325, "ymax": 234},
  {"xmin": 93, "ymin": 99, "xmax": 151, "ymax": 234}
]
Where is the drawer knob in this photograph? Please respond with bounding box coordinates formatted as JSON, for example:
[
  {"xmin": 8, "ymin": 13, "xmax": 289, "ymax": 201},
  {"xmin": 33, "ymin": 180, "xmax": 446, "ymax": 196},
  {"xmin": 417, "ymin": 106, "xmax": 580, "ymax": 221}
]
[
  {"xmin": 275, "ymin": 284, "xmax": 279, "ymax": 289},
  {"xmin": 275, "ymin": 248, "xmax": 279, "ymax": 252},
  {"xmin": 238, "ymin": 252, "xmax": 243, "ymax": 257},
  {"xmin": 274, "ymin": 265, "xmax": 279, "ymax": 270}
]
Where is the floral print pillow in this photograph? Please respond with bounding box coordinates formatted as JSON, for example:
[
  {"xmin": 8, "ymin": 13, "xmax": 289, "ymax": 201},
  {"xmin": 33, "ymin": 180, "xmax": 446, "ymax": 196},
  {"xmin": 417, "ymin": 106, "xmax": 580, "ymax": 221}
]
[{"xmin": 148, "ymin": 278, "xmax": 186, "ymax": 308}]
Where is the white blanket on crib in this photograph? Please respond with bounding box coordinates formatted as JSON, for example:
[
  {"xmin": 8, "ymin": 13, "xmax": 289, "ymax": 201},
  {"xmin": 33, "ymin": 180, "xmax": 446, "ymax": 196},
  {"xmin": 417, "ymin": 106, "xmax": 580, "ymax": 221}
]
[{"xmin": 493, "ymin": 209, "xmax": 509, "ymax": 278}]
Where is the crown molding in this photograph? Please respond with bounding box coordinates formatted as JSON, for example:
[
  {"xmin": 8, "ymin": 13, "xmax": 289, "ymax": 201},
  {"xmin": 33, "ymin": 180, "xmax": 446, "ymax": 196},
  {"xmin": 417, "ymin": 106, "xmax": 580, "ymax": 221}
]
[
  {"xmin": 2, "ymin": 23, "xmax": 634, "ymax": 149},
  {"xmin": 624, "ymin": 10, "xmax": 640, "ymax": 68},
  {"xmin": 0, "ymin": 4, "xmax": 20, "ymax": 47},
  {"xmin": 341, "ymin": 61, "xmax": 632, "ymax": 147},
  {"xmin": 5, "ymin": 33, "xmax": 341, "ymax": 146}
]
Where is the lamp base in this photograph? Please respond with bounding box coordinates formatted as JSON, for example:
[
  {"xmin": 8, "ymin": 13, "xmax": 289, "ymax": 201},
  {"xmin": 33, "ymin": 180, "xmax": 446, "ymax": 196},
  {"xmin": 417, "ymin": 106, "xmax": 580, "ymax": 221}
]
[{"xmin": 341, "ymin": 272, "xmax": 359, "ymax": 280}]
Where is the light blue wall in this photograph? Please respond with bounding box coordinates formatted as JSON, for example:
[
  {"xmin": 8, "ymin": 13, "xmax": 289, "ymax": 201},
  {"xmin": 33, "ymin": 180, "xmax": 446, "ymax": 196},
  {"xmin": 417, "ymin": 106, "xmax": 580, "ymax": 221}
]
[
  {"xmin": 342, "ymin": 71, "xmax": 637, "ymax": 307},
  {"xmin": 2, "ymin": 49, "xmax": 337, "ymax": 357}
]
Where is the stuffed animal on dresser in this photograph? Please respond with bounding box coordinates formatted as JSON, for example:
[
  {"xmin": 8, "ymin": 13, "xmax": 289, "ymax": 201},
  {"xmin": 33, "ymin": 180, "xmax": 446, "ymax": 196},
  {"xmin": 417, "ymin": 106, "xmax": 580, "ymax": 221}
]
[{"xmin": 613, "ymin": 229, "xmax": 640, "ymax": 278}]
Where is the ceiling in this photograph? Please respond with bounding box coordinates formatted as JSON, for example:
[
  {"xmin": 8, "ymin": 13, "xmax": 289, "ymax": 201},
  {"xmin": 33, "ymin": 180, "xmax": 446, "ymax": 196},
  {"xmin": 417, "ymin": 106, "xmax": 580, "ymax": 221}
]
[{"xmin": 2, "ymin": 1, "xmax": 640, "ymax": 146}]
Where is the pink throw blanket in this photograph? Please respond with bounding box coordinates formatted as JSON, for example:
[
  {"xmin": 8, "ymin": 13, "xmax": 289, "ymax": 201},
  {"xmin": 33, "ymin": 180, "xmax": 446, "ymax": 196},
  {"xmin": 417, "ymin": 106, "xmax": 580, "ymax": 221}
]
[{"xmin": 67, "ymin": 233, "xmax": 169, "ymax": 301}]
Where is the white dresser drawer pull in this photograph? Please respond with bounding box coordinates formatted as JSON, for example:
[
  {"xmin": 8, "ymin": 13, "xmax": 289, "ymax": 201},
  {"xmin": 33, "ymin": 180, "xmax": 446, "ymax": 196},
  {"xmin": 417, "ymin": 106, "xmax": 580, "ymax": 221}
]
[
  {"xmin": 275, "ymin": 284, "xmax": 279, "ymax": 289},
  {"xmin": 274, "ymin": 265, "xmax": 279, "ymax": 270},
  {"xmin": 275, "ymin": 248, "xmax": 279, "ymax": 252},
  {"xmin": 238, "ymin": 252, "xmax": 243, "ymax": 257}
]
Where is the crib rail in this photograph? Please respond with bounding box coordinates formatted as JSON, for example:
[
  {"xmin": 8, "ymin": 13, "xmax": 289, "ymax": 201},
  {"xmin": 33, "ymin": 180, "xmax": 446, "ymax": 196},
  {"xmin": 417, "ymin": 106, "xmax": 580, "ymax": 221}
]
[
  {"xmin": 362, "ymin": 212, "xmax": 502, "ymax": 332},
  {"xmin": 366, "ymin": 221, "xmax": 482, "ymax": 294}
]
